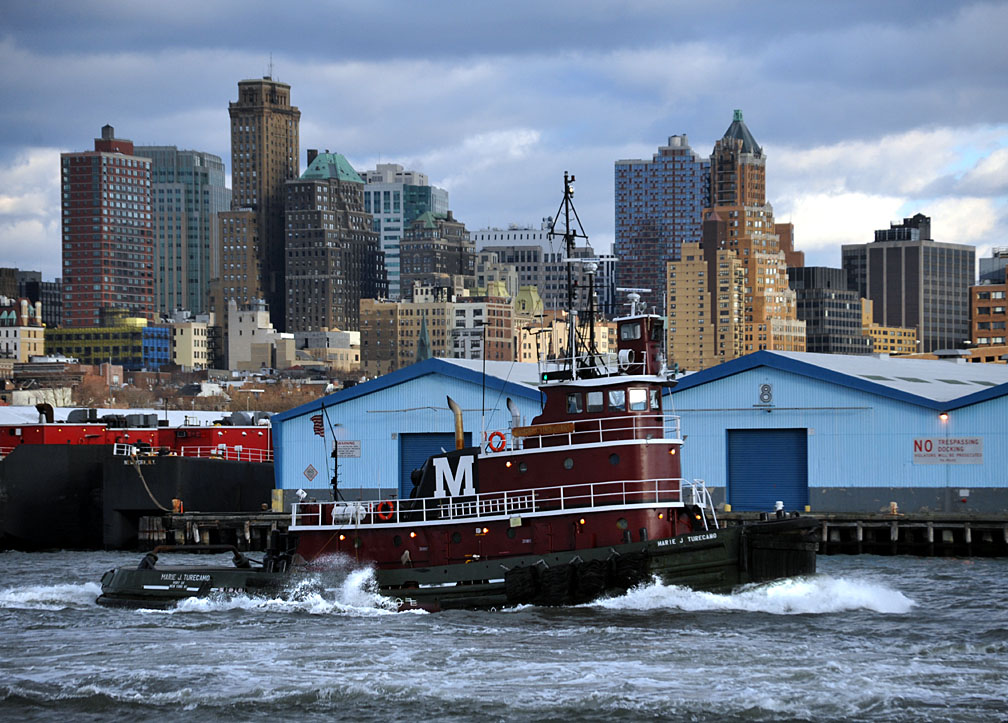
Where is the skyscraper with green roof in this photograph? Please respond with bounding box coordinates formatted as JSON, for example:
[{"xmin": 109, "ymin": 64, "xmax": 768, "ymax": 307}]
[{"xmin": 284, "ymin": 150, "xmax": 387, "ymax": 332}]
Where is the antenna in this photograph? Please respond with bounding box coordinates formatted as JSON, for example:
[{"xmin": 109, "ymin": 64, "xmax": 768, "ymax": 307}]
[{"xmin": 268, "ymin": 53, "xmax": 274, "ymax": 80}]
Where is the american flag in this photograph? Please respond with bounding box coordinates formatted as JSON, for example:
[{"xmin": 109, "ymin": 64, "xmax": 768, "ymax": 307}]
[{"xmin": 311, "ymin": 414, "xmax": 324, "ymax": 437}]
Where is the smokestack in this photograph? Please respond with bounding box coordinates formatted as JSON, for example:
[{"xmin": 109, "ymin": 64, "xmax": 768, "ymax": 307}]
[{"xmin": 446, "ymin": 396, "xmax": 464, "ymax": 451}]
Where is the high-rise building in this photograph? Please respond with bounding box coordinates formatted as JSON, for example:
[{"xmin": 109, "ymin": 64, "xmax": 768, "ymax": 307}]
[
  {"xmin": 667, "ymin": 242, "xmax": 745, "ymax": 370},
  {"xmin": 970, "ymin": 251, "xmax": 1008, "ymax": 350},
  {"xmin": 860, "ymin": 299, "xmax": 917, "ymax": 354},
  {"xmin": 60, "ymin": 125, "xmax": 154, "ymax": 327},
  {"xmin": 362, "ymin": 163, "xmax": 449, "ymax": 300},
  {"xmin": 842, "ymin": 213, "xmax": 974, "ymax": 352},
  {"xmin": 228, "ymin": 76, "xmax": 300, "ymax": 329},
  {"xmin": 698, "ymin": 110, "xmax": 804, "ymax": 357},
  {"xmin": 284, "ymin": 151, "xmax": 387, "ymax": 332},
  {"xmin": 400, "ymin": 211, "xmax": 475, "ymax": 298},
  {"xmin": 615, "ymin": 135, "xmax": 710, "ymax": 311},
  {"xmin": 787, "ymin": 267, "xmax": 871, "ymax": 355},
  {"xmin": 135, "ymin": 146, "xmax": 229, "ymax": 316},
  {"xmin": 475, "ymin": 219, "xmax": 617, "ymax": 316},
  {"xmin": 208, "ymin": 209, "xmax": 262, "ymax": 326},
  {"xmin": 979, "ymin": 247, "xmax": 1008, "ymax": 284}
]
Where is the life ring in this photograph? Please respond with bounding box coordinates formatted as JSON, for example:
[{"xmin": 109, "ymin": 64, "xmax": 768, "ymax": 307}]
[
  {"xmin": 488, "ymin": 430, "xmax": 507, "ymax": 452},
  {"xmin": 376, "ymin": 500, "xmax": 396, "ymax": 521}
]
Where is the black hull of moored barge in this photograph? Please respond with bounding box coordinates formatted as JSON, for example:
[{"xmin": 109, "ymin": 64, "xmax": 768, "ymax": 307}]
[
  {"xmin": 95, "ymin": 517, "xmax": 818, "ymax": 611},
  {"xmin": 0, "ymin": 445, "xmax": 274, "ymax": 550}
]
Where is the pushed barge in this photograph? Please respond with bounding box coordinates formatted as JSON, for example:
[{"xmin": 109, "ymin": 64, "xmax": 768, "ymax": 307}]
[{"xmin": 98, "ymin": 174, "xmax": 817, "ymax": 611}]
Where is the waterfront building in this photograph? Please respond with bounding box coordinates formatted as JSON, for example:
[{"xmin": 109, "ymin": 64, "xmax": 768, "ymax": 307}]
[
  {"xmin": 228, "ymin": 76, "xmax": 300, "ymax": 330},
  {"xmin": 60, "ymin": 125, "xmax": 154, "ymax": 327},
  {"xmin": 134, "ymin": 146, "xmax": 230, "ymax": 316},
  {"xmin": 787, "ymin": 267, "xmax": 871, "ymax": 355},
  {"xmin": 842, "ymin": 213, "xmax": 974, "ymax": 353},
  {"xmin": 671, "ymin": 350, "xmax": 1008, "ymax": 513},
  {"xmin": 362, "ymin": 163, "xmax": 449, "ymax": 300},
  {"xmin": 614, "ymin": 135, "xmax": 710, "ymax": 312},
  {"xmin": 285, "ymin": 151, "xmax": 386, "ymax": 332}
]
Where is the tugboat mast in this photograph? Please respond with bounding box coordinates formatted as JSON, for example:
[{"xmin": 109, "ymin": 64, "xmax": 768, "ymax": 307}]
[{"xmin": 548, "ymin": 172, "xmax": 592, "ymax": 378}]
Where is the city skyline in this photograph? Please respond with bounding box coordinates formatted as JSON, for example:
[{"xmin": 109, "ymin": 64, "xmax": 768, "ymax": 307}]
[{"xmin": 1, "ymin": 1, "xmax": 1006, "ymax": 282}]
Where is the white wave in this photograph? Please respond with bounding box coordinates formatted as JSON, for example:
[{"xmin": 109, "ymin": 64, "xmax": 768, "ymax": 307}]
[
  {"xmin": 592, "ymin": 575, "xmax": 916, "ymax": 615},
  {"xmin": 0, "ymin": 581, "xmax": 102, "ymax": 610},
  {"xmin": 150, "ymin": 567, "xmax": 407, "ymax": 617}
]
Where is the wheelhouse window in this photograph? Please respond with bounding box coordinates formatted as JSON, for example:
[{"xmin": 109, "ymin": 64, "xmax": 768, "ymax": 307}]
[
  {"xmin": 619, "ymin": 322, "xmax": 641, "ymax": 341},
  {"xmin": 608, "ymin": 389, "xmax": 625, "ymax": 411},
  {"xmin": 650, "ymin": 321, "xmax": 663, "ymax": 341},
  {"xmin": 566, "ymin": 393, "xmax": 583, "ymax": 414},
  {"xmin": 628, "ymin": 388, "xmax": 648, "ymax": 411},
  {"xmin": 650, "ymin": 389, "xmax": 661, "ymax": 411},
  {"xmin": 586, "ymin": 391, "xmax": 604, "ymax": 413}
]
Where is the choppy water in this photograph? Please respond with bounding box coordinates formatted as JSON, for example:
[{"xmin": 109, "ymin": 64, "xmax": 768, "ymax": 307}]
[{"xmin": 1, "ymin": 551, "xmax": 1006, "ymax": 722}]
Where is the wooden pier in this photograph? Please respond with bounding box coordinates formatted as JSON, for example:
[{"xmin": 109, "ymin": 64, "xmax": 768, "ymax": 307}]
[
  {"xmin": 721, "ymin": 512, "xmax": 1008, "ymax": 557},
  {"xmin": 138, "ymin": 511, "xmax": 1008, "ymax": 557},
  {"xmin": 138, "ymin": 512, "xmax": 290, "ymax": 551}
]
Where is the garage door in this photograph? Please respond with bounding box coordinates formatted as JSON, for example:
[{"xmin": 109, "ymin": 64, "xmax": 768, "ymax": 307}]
[
  {"xmin": 726, "ymin": 429, "xmax": 808, "ymax": 512},
  {"xmin": 399, "ymin": 432, "xmax": 472, "ymax": 498}
]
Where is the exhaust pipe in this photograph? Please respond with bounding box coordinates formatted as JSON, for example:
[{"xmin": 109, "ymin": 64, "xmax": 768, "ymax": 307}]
[
  {"xmin": 447, "ymin": 396, "xmax": 464, "ymax": 450},
  {"xmin": 506, "ymin": 397, "xmax": 520, "ymax": 429}
]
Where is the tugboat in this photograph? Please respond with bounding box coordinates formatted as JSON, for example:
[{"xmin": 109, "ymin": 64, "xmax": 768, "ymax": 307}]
[{"xmin": 97, "ymin": 173, "xmax": 817, "ymax": 610}]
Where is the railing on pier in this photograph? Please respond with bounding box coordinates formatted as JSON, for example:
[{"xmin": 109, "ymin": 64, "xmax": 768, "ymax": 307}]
[
  {"xmin": 290, "ymin": 477, "xmax": 715, "ymax": 529},
  {"xmin": 504, "ymin": 412, "xmax": 681, "ymax": 451}
]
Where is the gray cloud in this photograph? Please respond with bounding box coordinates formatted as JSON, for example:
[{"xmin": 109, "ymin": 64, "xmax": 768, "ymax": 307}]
[{"xmin": 1, "ymin": 1, "xmax": 1006, "ymax": 281}]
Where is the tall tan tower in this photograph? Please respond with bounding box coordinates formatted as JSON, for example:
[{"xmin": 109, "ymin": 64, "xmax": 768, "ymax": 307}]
[
  {"xmin": 701, "ymin": 110, "xmax": 803, "ymax": 357},
  {"xmin": 228, "ymin": 76, "xmax": 300, "ymax": 330}
]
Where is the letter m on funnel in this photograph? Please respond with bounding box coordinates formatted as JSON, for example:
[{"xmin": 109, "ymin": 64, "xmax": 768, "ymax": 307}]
[{"xmin": 433, "ymin": 455, "xmax": 475, "ymax": 498}]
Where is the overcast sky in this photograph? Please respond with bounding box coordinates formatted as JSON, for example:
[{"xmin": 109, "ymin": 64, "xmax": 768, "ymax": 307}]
[{"xmin": 1, "ymin": 0, "xmax": 1006, "ymax": 281}]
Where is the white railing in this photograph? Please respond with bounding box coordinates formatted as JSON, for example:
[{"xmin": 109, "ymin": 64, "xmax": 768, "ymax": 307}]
[
  {"xmin": 494, "ymin": 412, "xmax": 681, "ymax": 452},
  {"xmin": 179, "ymin": 445, "xmax": 273, "ymax": 463},
  {"xmin": 112, "ymin": 442, "xmax": 273, "ymax": 463},
  {"xmin": 290, "ymin": 476, "xmax": 711, "ymax": 529}
]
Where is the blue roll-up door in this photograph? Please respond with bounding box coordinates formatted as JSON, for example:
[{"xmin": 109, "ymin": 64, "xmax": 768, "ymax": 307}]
[
  {"xmin": 726, "ymin": 429, "xmax": 808, "ymax": 512},
  {"xmin": 399, "ymin": 432, "xmax": 472, "ymax": 498}
]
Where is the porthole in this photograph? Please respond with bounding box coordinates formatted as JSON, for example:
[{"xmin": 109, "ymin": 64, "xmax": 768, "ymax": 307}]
[
  {"xmin": 506, "ymin": 527, "xmax": 516, "ymax": 539},
  {"xmin": 518, "ymin": 461, "xmax": 527, "ymax": 473},
  {"xmin": 616, "ymin": 518, "xmax": 628, "ymax": 530},
  {"xmin": 609, "ymin": 453, "xmax": 619, "ymax": 466},
  {"xmin": 451, "ymin": 532, "xmax": 462, "ymax": 544},
  {"xmin": 393, "ymin": 535, "xmax": 402, "ymax": 547},
  {"xmin": 563, "ymin": 457, "xmax": 574, "ymax": 470}
]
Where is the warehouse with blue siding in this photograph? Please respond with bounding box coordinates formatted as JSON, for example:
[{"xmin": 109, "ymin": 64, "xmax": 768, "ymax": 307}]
[
  {"xmin": 272, "ymin": 359, "xmax": 543, "ymax": 504},
  {"xmin": 669, "ymin": 351, "xmax": 1008, "ymax": 514}
]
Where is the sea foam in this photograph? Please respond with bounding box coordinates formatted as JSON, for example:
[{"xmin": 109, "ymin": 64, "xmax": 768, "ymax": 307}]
[{"xmin": 592, "ymin": 575, "xmax": 916, "ymax": 615}]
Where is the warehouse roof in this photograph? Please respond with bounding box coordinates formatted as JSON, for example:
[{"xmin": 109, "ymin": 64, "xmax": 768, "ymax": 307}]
[
  {"xmin": 274, "ymin": 358, "xmax": 542, "ymax": 423},
  {"xmin": 671, "ymin": 350, "xmax": 1008, "ymax": 410}
]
